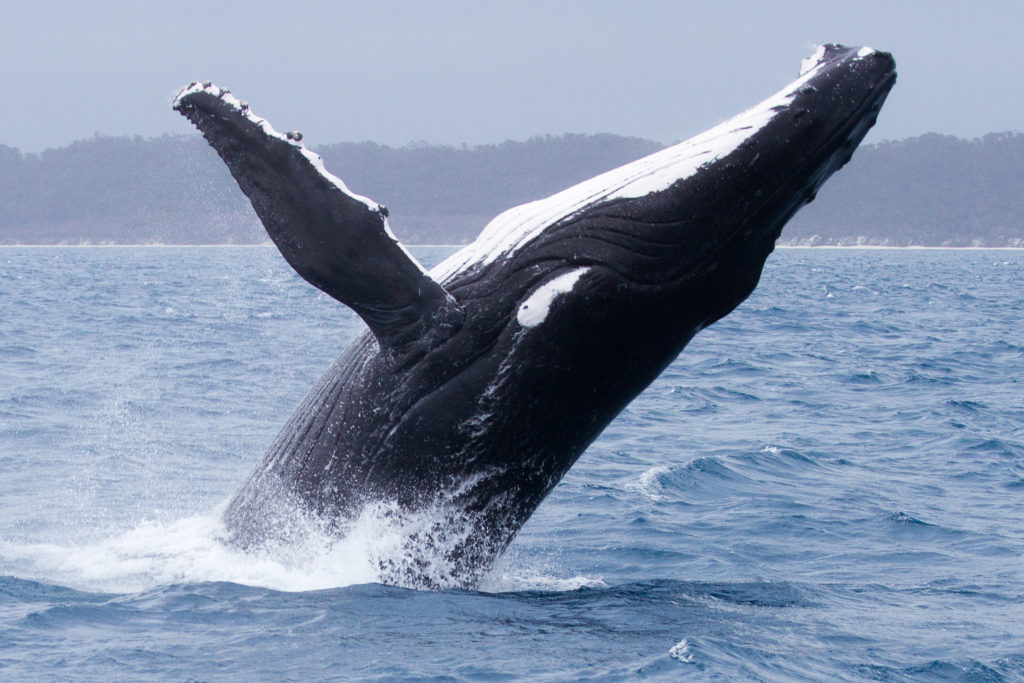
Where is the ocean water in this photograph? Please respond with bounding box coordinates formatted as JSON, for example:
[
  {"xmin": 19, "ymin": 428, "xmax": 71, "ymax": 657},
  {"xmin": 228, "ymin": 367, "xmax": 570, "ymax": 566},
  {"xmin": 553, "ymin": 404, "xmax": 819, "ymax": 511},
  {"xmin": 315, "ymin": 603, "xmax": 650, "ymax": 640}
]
[{"xmin": 1, "ymin": 245, "xmax": 1022, "ymax": 681}]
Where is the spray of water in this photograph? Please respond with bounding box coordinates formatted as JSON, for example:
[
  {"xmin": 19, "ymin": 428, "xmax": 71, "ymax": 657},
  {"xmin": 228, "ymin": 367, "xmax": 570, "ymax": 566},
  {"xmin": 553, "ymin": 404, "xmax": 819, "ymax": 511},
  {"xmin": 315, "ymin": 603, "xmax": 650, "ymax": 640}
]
[{"xmin": 0, "ymin": 499, "xmax": 604, "ymax": 594}]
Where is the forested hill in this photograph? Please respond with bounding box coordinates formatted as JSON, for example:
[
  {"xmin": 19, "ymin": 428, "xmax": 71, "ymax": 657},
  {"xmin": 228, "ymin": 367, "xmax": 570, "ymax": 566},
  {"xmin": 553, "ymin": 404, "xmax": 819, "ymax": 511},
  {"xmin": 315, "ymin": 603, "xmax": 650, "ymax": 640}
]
[
  {"xmin": 785, "ymin": 132, "xmax": 1024, "ymax": 246},
  {"xmin": 1, "ymin": 131, "xmax": 1021, "ymax": 246}
]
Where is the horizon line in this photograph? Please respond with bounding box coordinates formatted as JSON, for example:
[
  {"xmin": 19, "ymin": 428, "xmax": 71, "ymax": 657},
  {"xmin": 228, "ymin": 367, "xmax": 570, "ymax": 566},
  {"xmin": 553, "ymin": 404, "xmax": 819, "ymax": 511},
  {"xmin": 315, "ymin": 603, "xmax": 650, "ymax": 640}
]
[
  {"xmin": 4, "ymin": 129, "xmax": 1023, "ymax": 157},
  {"xmin": 1, "ymin": 243, "xmax": 1022, "ymax": 251}
]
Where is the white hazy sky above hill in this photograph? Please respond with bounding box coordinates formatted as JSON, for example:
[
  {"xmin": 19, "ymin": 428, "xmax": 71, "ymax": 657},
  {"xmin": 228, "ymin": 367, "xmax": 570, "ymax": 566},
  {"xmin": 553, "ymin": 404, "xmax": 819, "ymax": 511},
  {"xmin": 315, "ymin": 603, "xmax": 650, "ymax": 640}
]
[{"xmin": 1, "ymin": 0, "xmax": 1021, "ymax": 153}]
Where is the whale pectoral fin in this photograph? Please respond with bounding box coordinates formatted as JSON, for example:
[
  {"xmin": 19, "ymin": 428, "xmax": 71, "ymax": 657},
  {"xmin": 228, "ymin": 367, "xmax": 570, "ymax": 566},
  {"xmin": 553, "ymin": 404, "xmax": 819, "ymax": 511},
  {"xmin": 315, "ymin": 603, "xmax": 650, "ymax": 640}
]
[{"xmin": 173, "ymin": 83, "xmax": 461, "ymax": 350}]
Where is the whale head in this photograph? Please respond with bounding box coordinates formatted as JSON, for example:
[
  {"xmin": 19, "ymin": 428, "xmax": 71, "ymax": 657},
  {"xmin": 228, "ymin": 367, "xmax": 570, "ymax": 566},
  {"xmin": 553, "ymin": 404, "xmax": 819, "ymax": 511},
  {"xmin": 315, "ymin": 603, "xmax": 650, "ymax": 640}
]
[{"xmin": 434, "ymin": 44, "xmax": 896, "ymax": 354}]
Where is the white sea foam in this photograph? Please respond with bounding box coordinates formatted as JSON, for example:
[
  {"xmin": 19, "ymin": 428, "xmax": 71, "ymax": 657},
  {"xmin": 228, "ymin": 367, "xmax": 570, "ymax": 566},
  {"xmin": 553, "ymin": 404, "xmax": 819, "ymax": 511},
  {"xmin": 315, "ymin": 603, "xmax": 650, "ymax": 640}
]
[
  {"xmin": 477, "ymin": 545, "xmax": 607, "ymax": 593},
  {"xmin": 669, "ymin": 638, "xmax": 695, "ymax": 663},
  {"xmin": 479, "ymin": 567, "xmax": 607, "ymax": 593},
  {"xmin": 626, "ymin": 465, "xmax": 674, "ymax": 500},
  {"xmin": 1, "ymin": 513, "xmax": 375, "ymax": 593},
  {"xmin": 0, "ymin": 502, "xmax": 600, "ymax": 594}
]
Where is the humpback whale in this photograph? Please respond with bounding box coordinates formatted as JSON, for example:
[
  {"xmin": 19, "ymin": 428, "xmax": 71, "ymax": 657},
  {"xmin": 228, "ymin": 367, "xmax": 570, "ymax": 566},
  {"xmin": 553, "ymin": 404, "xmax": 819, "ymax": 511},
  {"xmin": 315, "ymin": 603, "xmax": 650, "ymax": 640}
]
[{"xmin": 174, "ymin": 44, "xmax": 895, "ymax": 588}]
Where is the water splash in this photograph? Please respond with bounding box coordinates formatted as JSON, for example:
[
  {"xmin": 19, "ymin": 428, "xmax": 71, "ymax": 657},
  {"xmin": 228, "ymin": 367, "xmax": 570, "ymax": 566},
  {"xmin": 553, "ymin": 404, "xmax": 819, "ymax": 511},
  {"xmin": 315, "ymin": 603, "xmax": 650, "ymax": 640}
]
[{"xmin": 1, "ymin": 500, "xmax": 601, "ymax": 594}]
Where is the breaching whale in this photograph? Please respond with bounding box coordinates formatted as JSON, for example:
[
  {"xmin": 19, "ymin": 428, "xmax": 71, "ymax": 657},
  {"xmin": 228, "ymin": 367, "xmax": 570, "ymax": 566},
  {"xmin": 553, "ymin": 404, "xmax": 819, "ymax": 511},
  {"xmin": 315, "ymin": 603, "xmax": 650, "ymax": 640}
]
[{"xmin": 174, "ymin": 44, "xmax": 895, "ymax": 588}]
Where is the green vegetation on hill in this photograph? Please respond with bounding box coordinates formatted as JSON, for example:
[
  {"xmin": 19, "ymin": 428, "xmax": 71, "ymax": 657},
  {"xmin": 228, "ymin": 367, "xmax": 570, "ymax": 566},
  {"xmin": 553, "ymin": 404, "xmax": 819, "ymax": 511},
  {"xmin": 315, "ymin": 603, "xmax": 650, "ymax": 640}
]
[
  {"xmin": 0, "ymin": 131, "xmax": 1021, "ymax": 246},
  {"xmin": 315, "ymin": 134, "xmax": 663, "ymax": 244},
  {"xmin": 786, "ymin": 132, "xmax": 1024, "ymax": 246},
  {"xmin": 0, "ymin": 136, "xmax": 259, "ymax": 244}
]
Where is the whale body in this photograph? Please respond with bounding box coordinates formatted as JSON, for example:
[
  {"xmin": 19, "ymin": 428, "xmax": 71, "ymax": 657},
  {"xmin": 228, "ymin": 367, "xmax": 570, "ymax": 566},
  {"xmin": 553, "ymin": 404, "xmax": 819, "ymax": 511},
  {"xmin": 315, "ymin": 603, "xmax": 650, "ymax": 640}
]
[{"xmin": 174, "ymin": 44, "xmax": 896, "ymax": 588}]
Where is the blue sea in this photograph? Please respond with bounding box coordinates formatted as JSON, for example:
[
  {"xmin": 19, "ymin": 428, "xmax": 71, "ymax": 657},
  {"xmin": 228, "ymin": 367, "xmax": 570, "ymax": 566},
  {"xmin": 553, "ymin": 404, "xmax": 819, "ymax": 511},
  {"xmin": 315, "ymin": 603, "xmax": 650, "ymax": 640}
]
[{"xmin": 1, "ymin": 245, "xmax": 1022, "ymax": 681}]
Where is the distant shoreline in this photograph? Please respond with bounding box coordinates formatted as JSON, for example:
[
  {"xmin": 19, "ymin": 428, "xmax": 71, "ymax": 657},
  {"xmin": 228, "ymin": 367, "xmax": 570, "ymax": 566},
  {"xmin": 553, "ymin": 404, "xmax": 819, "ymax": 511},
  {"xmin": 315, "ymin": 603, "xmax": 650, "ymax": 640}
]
[
  {"xmin": 0, "ymin": 243, "xmax": 466, "ymax": 249},
  {"xmin": 1, "ymin": 244, "xmax": 1022, "ymax": 251},
  {"xmin": 5, "ymin": 132, "xmax": 1023, "ymax": 249}
]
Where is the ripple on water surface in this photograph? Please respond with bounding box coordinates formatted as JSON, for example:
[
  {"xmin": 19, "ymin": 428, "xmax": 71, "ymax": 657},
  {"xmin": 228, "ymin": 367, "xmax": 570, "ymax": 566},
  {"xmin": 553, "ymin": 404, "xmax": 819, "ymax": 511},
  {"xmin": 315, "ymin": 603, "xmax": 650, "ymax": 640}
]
[{"xmin": 1, "ymin": 247, "xmax": 1023, "ymax": 679}]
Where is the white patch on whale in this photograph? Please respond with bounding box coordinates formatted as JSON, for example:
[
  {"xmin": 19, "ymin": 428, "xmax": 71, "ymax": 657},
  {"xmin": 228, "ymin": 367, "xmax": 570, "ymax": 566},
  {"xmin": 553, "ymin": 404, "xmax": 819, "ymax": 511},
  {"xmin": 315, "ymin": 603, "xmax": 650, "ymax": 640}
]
[
  {"xmin": 800, "ymin": 45, "xmax": 828, "ymax": 75},
  {"xmin": 516, "ymin": 268, "xmax": 590, "ymax": 328}
]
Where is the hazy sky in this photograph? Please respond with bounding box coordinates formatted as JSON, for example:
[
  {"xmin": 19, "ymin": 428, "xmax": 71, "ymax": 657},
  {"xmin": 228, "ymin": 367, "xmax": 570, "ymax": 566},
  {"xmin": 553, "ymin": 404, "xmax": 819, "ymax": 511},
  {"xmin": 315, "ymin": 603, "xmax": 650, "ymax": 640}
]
[{"xmin": 2, "ymin": 1, "xmax": 1021, "ymax": 153}]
